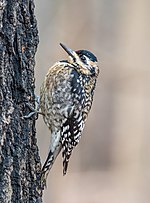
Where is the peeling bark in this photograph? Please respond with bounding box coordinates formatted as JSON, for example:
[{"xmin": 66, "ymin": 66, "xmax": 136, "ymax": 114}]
[{"xmin": 0, "ymin": 0, "xmax": 42, "ymax": 202}]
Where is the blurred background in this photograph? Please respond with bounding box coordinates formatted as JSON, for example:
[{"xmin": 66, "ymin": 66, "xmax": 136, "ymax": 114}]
[{"xmin": 35, "ymin": 0, "xmax": 150, "ymax": 202}]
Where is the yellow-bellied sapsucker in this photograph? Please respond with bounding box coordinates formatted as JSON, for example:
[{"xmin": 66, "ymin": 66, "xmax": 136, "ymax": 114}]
[{"xmin": 40, "ymin": 43, "xmax": 99, "ymax": 187}]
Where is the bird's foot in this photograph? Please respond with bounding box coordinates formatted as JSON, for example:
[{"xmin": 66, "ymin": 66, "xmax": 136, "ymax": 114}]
[
  {"xmin": 23, "ymin": 103, "xmax": 38, "ymax": 118},
  {"xmin": 23, "ymin": 95, "xmax": 44, "ymax": 119}
]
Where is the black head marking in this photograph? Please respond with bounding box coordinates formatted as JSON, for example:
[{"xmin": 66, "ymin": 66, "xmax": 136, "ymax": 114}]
[{"xmin": 76, "ymin": 50, "xmax": 98, "ymax": 62}]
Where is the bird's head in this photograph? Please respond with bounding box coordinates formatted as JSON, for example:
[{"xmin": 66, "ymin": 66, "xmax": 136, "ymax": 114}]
[{"xmin": 60, "ymin": 43, "xmax": 99, "ymax": 77}]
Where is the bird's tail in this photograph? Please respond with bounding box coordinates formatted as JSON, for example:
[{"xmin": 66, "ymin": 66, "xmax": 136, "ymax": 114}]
[
  {"xmin": 41, "ymin": 150, "xmax": 54, "ymax": 189},
  {"xmin": 62, "ymin": 144, "xmax": 73, "ymax": 175},
  {"xmin": 41, "ymin": 144, "xmax": 61, "ymax": 189}
]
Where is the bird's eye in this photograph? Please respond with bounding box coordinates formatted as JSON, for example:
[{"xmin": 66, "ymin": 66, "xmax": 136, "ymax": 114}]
[{"xmin": 81, "ymin": 56, "xmax": 87, "ymax": 63}]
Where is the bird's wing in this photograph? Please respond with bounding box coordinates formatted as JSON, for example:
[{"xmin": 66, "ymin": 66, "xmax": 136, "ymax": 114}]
[
  {"xmin": 61, "ymin": 109, "xmax": 85, "ymax": 175},
  {"xmin": 61, "ymin": 69, "xmax": 86, "ymax": 175}
]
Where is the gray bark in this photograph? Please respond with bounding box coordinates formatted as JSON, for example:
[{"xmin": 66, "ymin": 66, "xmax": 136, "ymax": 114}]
[{"xmin": 0, "ymin": 0, "xmax": 42, "ymax": 202}]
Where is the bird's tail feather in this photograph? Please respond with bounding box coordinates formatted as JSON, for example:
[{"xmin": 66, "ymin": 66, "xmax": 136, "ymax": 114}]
[
  {"xmin": 41, "ymin": 144, "xmax": 61, "ymax": 189},
  {"xmin": 62, "ymin": 144, "xmax": 73, "ymax": 175},
  {"xmin": 41, "ymin": 151, "xmax": 54, "ymax": 189}
]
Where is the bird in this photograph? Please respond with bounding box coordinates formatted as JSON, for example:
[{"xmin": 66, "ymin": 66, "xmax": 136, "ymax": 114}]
[{"xmin": 40, "ymin": 43, "xmax": 99, "ymax": 188}]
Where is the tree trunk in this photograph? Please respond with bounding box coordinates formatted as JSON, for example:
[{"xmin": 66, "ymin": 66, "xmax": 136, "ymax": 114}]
[{"xmin": 0, "ymin": 0, "xmax": 42, "ymax": 202}]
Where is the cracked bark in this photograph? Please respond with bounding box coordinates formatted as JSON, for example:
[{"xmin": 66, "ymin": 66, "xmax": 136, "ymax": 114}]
[{"xmin": 0, "ymin": 0, "xmax": 42, "ymax": 202}]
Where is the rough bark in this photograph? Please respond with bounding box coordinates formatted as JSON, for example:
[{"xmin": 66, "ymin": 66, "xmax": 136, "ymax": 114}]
[{"xmin": 0, "ymin": 0, "xmax": 42, "ymax": 202}]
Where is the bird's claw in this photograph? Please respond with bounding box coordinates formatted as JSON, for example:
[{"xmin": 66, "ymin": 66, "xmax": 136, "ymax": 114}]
[
  {"xmin": 23, "ymin": 102, "xmax": 38, "ymax": 119},
  {"xmin": 23, "ymin": 111, "xmax": 37, "ymax": 119},
  {"xmin": 23, "ymin": 95, "xmax": 41, "ymax": 119}
]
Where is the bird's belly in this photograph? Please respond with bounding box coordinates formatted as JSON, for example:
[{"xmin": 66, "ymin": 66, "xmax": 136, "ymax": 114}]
[{"xmin": 42, "ymin": 97, "xmax": 74, "ymax": 131}]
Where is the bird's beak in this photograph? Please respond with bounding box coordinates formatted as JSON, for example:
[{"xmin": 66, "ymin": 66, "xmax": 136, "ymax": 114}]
[{"xmin": 60, "ymin": 43, "xmax": 76, "ymax": 61}]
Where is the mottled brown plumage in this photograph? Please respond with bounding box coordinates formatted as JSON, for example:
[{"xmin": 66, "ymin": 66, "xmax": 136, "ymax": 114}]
[{"xmin": 40, "ymin": 43, "xmax": 99, "ymax": 187}]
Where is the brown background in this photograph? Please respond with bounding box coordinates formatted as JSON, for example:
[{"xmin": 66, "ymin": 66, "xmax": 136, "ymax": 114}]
[{"xmin": 35, "ymin": 1, "xmax": 150, "ymax": 202}]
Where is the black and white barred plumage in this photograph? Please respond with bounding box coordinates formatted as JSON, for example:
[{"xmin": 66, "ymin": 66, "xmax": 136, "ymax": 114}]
[{"xmin": 40, "ymin": 43, "xmax": 99, "ymax": 187}]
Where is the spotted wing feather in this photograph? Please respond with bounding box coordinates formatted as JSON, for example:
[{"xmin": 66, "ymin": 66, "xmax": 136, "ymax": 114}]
[
  {"xmin": 61, "ymin": 111, "xmax": 85, "ymax": 175},
  {"xmin": 61, "ymin": 69, "xmax": 86, "ymax": 175}
]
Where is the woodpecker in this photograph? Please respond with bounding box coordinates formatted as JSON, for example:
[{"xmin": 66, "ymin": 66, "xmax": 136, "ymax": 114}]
[{"xmin": 40, "ymin": 43, "xmax": 99, "ymax": 187}]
